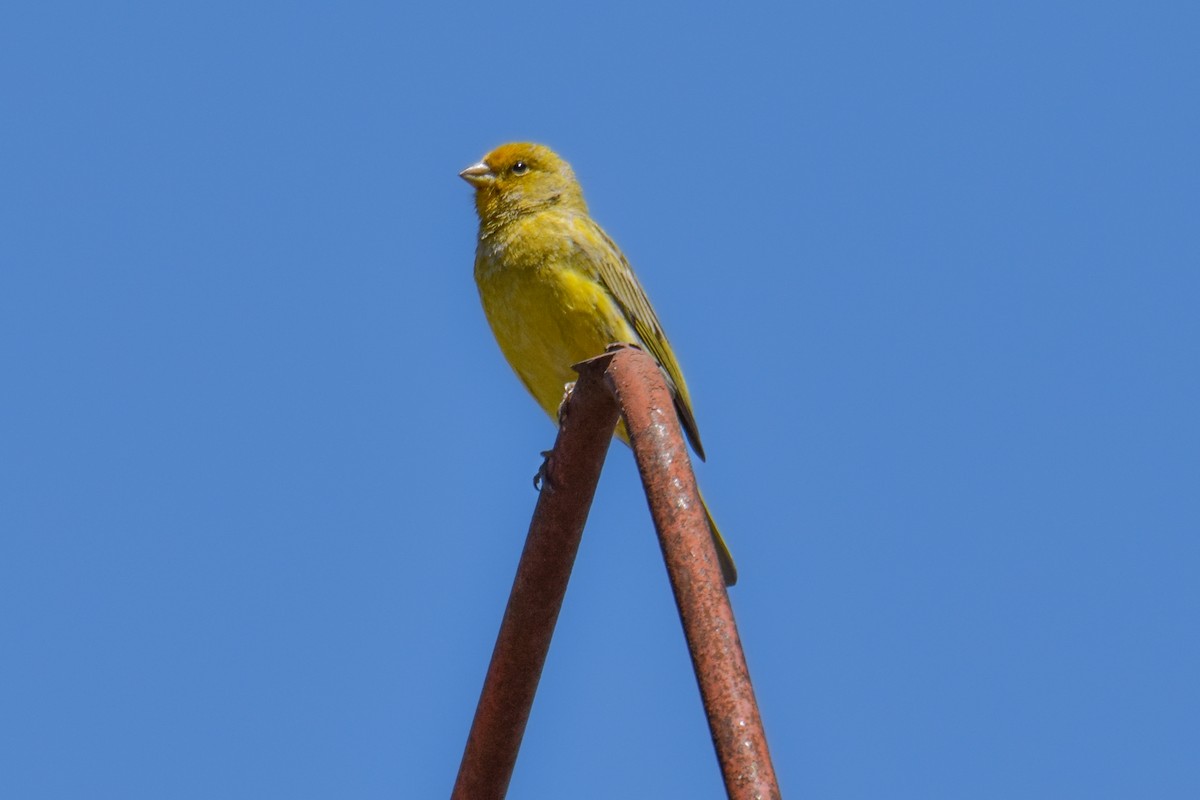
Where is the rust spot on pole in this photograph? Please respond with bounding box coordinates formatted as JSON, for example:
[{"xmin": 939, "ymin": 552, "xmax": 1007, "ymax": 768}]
[
  {"xmin": 604, "ymin": 345, "xmax": 781, "ymax": 800},
  {"xmin": 451, "ymin": 353, "xmax": 621, "ymax": 800}
]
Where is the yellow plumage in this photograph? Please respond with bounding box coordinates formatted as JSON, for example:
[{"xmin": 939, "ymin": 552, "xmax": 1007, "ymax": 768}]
[{"xmin": 461, "ymin": 143, "xmax": 736, "ymax": 585}]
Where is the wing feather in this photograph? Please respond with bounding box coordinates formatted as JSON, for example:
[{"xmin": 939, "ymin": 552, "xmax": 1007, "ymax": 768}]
[{"xmin": 572, "ymin": 216, "xmax": 707, "ymax": 460}]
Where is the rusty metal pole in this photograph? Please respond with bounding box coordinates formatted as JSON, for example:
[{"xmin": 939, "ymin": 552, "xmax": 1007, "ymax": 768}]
[
  {"xmin": 451, "ymin": 353, "xmax": 622, "ymax": 800},
  {"xmin": 604, "ymin": 345, "xmax": 781, "ymax": 800}
]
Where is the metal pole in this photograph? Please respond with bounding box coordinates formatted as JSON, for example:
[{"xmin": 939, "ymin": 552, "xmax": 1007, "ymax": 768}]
[
  {"xmin": 604, "ymin": 345, "xmax": 781, "ymax": 800},
  {"xmin": 451, "ymin": 353, "xmax": 622, "ymax": 800}
]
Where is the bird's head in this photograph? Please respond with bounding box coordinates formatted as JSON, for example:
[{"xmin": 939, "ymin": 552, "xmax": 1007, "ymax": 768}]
[{"xmin": 460, "ymin": 143, "xmax": 587, "ymax": 224}]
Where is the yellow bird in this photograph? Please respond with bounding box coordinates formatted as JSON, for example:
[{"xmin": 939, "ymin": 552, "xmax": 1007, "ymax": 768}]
[{"xmin": 460, "ymin": 143, "xmax": 737, "ymax": 585}]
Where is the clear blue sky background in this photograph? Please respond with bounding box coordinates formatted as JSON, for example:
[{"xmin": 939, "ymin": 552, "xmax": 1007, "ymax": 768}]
[{"xmin": 2, "ymin": 2, "xmax": 1197, "ymax": 798}]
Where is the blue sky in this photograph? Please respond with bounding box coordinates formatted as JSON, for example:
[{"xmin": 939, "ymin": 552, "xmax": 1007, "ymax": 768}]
[{"xmin": 2, "ymin": 2, "xmax": 1197, "ymax": 797}]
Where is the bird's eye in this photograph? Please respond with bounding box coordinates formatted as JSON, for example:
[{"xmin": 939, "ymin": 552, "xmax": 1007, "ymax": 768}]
[{"xmin": 512, "ymin": 161, "xmax": 529, "ymax": 175}]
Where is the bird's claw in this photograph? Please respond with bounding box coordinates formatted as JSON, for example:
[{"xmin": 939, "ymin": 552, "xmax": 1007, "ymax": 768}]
[{"xmin": 533, "ymin": 449, "xmax": 555, "ymax": 492}]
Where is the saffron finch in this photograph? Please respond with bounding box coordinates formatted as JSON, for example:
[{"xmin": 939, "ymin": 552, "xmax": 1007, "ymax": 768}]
[{"xmin": 460, "ymin": 143, "xmax": 737, "ymax": 585}]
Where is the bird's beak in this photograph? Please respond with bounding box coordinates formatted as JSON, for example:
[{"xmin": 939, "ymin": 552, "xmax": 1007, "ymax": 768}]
[{"xmin": 459, "ymin": 161, "xmax": 493, "ymax": 187}]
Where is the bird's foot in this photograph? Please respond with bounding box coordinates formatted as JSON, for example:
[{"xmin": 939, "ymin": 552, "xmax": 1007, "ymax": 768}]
[
  {"xmin": 556, "ymin": 381, "xmax": 576, "ymax": 425},
  {"xmin": 533, "ymin": 449, "xmax": 555, "ymax": 492}
]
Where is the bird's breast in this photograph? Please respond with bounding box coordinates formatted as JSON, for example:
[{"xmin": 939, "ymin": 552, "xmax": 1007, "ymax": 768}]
[{"xmin": 474, "ymin": 218, "xmax": 637, "ymax": 419}]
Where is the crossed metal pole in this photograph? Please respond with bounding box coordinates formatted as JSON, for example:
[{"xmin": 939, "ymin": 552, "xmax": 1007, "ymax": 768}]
[{"xmin": 451, "ymin": 345, "xmax": 780, "ymax": 799}]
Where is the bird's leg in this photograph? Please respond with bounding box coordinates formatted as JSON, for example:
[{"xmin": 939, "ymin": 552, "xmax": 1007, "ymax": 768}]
[
  {"xmin": 556, "ymin": 380, "xmax": 576, "ymax": 425},
  {"xmin": 533, "ymin": 380, "xmax": 579, "ymax": 492},
  {"xmin": 534, "ymin": 380, "xmax": 577, "ymax": 492}
]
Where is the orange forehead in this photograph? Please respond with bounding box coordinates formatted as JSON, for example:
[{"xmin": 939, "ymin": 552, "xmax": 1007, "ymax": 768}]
[{"xmin": 484, "ymin": 142, "xmax": 558, "ymax": 171}]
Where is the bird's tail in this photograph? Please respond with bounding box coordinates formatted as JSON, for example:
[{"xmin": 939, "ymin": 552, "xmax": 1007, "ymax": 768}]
[
  {"xmin": 700, "ymin": 491, "xmax": 738, "ymax": 586},
  {"xmin": 614, "ymin": 420, "xmax": 736, "ymax": 585}
]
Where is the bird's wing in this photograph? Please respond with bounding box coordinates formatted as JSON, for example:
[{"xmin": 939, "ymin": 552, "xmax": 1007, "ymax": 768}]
[{"xmin": 577, "ymin": 217, "xmax": 707, "ymax": 461}]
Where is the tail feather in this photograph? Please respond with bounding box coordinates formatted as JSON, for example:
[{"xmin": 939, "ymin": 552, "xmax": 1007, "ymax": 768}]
[
  {"xmin": 614, "ymin": 422, "xmax": 736, "ymax": 585},
  {"xmin": 700, "ymin": 492, "xmax": 737, "ymax": 586}
]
